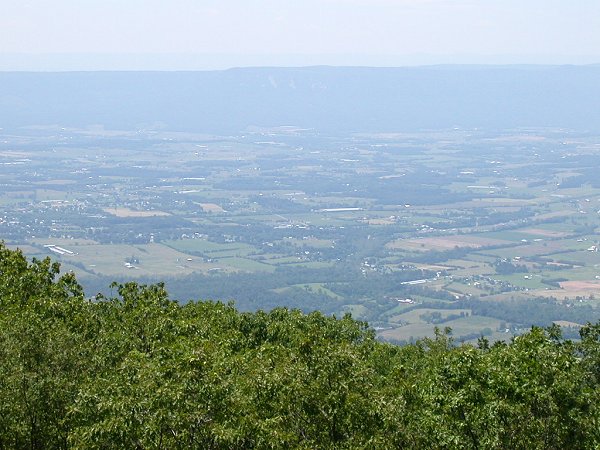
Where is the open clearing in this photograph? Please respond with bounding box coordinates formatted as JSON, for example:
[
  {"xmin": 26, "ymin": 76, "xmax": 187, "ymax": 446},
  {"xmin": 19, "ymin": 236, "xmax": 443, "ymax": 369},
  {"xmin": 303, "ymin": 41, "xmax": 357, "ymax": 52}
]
[
  {"xmin": 521, "ymin": 228, "xmax": 570, "ymax": 238},
  {"xmin": 198, "ymin": 203, "xmax": 226, "ymax": 213},
  {"xmin": 380, "ymin": 314, "xmax": 502, "ymax": 342},
  {"xmin": 103, "ymin": 207, "xmax": 171, "ymax": 218},
  {"xmin": 28, "ymin": 240, "xmax": 235, "ymax": 277},
  {"xmin": 388, "ymin": 235, "xmax": 509, "ymax": 252},
  {"xmin": 560, "ymin": 281, "xmax": 600, "ymax": 291}
]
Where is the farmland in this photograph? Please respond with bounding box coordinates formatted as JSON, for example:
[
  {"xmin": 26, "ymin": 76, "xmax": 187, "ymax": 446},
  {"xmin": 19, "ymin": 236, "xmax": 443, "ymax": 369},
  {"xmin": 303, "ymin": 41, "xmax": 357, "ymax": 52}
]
[{"xmin": 2, "ymin": 125, "xmax": 600, "ymax": 341}]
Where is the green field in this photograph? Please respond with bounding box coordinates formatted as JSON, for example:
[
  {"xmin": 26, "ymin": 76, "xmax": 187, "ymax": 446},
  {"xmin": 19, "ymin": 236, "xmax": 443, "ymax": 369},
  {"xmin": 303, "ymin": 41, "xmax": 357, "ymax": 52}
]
[
  {"xmin": 164, "ymin": 239, "xmax": 256, "ymax": 256},
  {"xmin": 381, "ymin": 308, "xmax": 503, "ymax": 343}
]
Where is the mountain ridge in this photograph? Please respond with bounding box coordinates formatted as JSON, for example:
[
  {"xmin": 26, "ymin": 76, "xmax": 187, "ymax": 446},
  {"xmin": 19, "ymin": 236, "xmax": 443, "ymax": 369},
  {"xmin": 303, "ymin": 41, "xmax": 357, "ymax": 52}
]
[{"xmin": 1, "ymin": 65, "xmax": 599, "ymax": 133}]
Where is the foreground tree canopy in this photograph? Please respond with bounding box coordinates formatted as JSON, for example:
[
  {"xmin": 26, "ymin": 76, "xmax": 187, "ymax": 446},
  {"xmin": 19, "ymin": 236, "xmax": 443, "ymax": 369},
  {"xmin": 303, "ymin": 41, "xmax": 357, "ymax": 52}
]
[{"xmin": 1, "ymin": 242, "xmax": 600, "ymax": 449}]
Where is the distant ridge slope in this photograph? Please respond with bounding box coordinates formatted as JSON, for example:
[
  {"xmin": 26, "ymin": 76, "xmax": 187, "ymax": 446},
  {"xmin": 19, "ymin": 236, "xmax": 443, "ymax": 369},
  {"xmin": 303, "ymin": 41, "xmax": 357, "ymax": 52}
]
[{"xmin": 1, "ymin": 65, "xmax": 599, "ymax": 132}]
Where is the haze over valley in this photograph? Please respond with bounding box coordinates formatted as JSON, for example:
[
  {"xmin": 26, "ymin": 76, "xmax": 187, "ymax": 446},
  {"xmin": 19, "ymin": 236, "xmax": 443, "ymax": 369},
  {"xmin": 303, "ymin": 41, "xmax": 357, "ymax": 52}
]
[{"xmin": 3, "ymin": 66, "xmax": 600, "ymax": 342}]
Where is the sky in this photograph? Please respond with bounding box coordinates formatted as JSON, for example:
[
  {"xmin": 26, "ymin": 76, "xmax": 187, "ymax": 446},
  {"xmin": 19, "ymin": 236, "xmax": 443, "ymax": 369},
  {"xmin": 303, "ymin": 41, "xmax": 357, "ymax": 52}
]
[{"xmin": 1, "ymin": 0, "xmax": 600, "ymax": 70}]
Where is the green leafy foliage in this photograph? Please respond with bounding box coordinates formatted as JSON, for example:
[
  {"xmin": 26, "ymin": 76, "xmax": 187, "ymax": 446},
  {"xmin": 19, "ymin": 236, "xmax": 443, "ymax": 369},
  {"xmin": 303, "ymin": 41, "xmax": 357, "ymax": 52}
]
[{"xmin": 1, "ymin": 242, "xmax": 600, "ymax": 448}]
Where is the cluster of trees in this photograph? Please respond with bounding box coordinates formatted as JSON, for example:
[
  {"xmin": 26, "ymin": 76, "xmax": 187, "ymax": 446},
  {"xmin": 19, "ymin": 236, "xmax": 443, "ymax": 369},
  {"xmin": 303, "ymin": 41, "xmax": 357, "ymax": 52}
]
[
  {"xmin": 82, "ymin": 263, "xmax": 447, "ymax": 319},
  {"xmin": 493, "ymin": 259, "xmax": 529, "ymax": 275},
  {"xmin": 419, "ymin": 310, "xmax": 468, "ymax": 325},
  {"xmin": 2, "ymin": 242, "xmax": 600, "ymax": 449}
]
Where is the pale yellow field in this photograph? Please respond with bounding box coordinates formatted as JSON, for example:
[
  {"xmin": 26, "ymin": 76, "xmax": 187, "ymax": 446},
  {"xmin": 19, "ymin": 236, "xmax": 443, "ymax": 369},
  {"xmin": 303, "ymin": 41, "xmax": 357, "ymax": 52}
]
[
  {"xmin": 560, "ymin": 280, "xmax": 600, "ymax": 291},
  {"xmin": 521, "ymin": 228, "xmax": 569, "ymax": 238},
  {"xmin": 553, "ymin": 320, "xmax": 583, "ymax": 328},
  {"xmin": 103, "ymin": 208, "xmax": 171, "ymax": 217},
  {"xmin": 365, "ymin": 217, "xmax": 396, "ymax": 225},
  {"xmin": 531, "ymin": 281, "xmax": 600, "ymax": 300},
  {"xmin": 387, "ymin": 235, "xmax": 508, "ymax": 251},
  {"xmin": 33, "ymin": 179, "xmax": 77, "ymax": 186},
  {"xmin": 198, "ymin": 203, "xmax": 226, "ymax": 213}
]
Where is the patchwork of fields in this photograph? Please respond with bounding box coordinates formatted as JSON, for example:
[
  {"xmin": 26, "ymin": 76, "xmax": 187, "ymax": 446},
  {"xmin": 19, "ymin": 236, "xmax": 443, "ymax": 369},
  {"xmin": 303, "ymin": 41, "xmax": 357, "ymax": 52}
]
[{"xmin": 3, "ymin": 126, "xmax": 600, "ymax": 342}]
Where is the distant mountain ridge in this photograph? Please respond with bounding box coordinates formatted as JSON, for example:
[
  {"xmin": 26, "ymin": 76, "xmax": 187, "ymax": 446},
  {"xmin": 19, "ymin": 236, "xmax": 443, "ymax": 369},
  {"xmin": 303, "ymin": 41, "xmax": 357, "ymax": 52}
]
[{"xmin": 1, "ymin": 65, "xmax": 599, "ymax": 133}]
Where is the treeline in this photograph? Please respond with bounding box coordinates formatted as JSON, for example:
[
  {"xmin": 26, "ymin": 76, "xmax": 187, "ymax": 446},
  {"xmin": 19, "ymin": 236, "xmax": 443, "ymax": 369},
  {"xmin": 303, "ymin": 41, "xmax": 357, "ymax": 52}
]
[
  {"xmin": 411, "ymin": 297, "xmax": 600, "ymax": 329},
  {"xmin": 463, "ymin": 297, "xmax": 598, "ymax": 328},
  {"xmin": 493, "ymin": 259, "xmax": 528, "ymax": 275},
  {"xmin": 2, "ymin": 243, "xmax": 600, "ymax": 449},
  {"xmin": 80, "ymin": 264, "xmax": 443, "ymax": 317}
]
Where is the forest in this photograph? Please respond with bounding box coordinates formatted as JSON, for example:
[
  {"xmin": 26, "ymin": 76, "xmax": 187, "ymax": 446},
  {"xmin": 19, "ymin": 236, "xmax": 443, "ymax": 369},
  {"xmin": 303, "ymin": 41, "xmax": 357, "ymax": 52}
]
[{"xmin": 1, "ymin": 242, "xmax": 600, "ymax": 449}]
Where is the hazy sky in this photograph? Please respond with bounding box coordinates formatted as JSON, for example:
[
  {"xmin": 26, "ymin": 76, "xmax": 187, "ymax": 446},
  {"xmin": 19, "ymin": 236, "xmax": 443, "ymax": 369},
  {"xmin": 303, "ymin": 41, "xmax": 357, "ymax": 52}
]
[{"xmin": 2, "ymin": 0, "xmax": 599, "ymax": 69}]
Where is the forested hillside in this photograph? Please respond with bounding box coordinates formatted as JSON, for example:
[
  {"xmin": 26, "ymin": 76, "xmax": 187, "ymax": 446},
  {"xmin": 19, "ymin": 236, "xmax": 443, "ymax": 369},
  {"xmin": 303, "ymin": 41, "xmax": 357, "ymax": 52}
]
[{"xmin": 1, "ymin": 241, "xmax": 600, "ymax": 449}]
